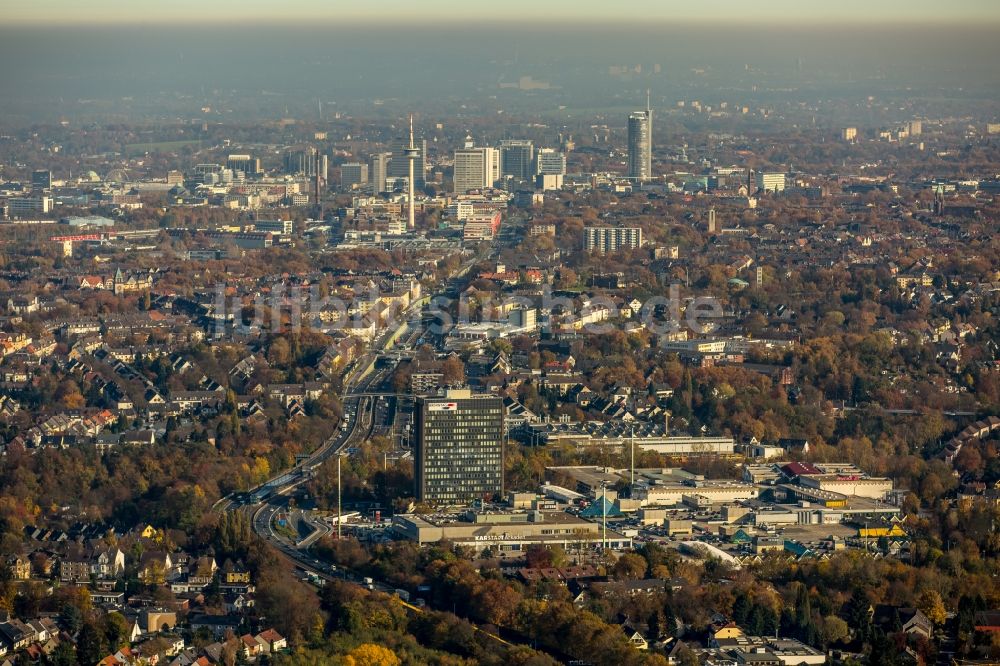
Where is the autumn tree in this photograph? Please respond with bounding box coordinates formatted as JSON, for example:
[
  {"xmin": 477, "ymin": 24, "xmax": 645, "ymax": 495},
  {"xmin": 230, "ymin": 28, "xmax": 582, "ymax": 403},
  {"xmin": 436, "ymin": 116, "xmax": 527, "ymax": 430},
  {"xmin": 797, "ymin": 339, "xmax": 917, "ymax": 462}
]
[
  {"xmin": 916, "ymin": 589, "xmax": 947, "ymax": 626},
  {"xmin": 344, "ymin": 643, "xmax": 400, "ymax": 666},
  {"xmin": 612, "ymin": 553, "xmax": 648, "ymax": 580},
  {"xmin": 76, "ymin": 619, "xmax": 108, "ymax": 665},
  {"xmin": 441, "ymin": 355, "xmax": 465, "ymax": 385}
]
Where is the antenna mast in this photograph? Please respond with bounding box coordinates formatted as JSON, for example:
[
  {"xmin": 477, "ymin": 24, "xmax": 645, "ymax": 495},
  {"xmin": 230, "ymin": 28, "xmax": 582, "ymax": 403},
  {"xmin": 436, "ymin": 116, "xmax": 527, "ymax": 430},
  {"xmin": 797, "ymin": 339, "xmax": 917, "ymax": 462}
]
[{"xmin": 404, "ymin": 114, "xmax": 419, "ymax": 232}]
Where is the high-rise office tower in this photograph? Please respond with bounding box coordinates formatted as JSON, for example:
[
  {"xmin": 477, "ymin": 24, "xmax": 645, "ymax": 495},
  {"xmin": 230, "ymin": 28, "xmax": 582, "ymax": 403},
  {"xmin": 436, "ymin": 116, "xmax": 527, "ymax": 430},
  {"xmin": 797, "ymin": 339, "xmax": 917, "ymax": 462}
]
[
  {"xmin": 369, "ymin": 152, "xmax": 392, "ymax": 194},
  {"xmin": 499, "ymin": 140, "xmax": 535, "ymax": 180},
  {"xmin": 453, "ymin": 141, "xmax": 500, "ymax": 194},
  {"xmin": 388, "ymin": 135, "xmax": 427, "ymax": 188},
  {"xmin": 627, "ymin": 91, "xmax": 652, "ymax": 181},
  {"xmin": 341, "ymin": 162, "xmax": 368, "ymax": 190},
  {"xmin": 535, "ymin": 148, "xmax": 567, "ymax": 176},
  {"xmin": 31, "ymin": 170, "xmax": 52, "ymax": 190},
  {"xmin": 415, "ymin": 389, "xmax": 504, "ymax": 504}
]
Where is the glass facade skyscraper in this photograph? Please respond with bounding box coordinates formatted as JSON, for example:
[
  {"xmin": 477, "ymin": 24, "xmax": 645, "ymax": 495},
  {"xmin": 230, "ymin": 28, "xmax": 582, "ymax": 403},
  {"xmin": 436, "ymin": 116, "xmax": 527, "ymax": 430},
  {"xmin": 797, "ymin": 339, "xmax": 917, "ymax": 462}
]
[{"xmin": 627, "ymin": 97, "xmax": 652, "ymax": 181}]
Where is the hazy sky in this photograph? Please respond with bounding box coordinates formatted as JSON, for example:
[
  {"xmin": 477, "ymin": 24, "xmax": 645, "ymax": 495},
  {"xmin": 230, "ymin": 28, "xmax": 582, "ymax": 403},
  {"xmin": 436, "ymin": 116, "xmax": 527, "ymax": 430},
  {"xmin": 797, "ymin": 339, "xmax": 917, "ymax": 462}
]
[{"xmin": 3, "ymin": 0, "xmax": 1000, "ymax": 24}]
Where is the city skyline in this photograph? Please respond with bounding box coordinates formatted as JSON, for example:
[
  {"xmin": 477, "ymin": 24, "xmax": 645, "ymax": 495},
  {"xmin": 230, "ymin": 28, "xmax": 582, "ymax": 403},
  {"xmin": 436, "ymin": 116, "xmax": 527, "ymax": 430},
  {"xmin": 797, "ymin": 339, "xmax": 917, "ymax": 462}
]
[
  {"xmin": 0, "ymin": 0, "xmax": 997, "ymax": 663},
  {"xmin": 3, "ymin": 0, "xmax": 1000, "ymax": 25}
]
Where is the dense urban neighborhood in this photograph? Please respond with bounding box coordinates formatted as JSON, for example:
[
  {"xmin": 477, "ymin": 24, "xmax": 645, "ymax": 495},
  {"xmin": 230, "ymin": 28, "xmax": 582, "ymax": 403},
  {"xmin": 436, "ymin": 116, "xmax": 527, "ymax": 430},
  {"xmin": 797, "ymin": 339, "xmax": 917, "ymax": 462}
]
[{"xmin": 1, "ymin": 9, "xmax": 1000, "ymax": 666}]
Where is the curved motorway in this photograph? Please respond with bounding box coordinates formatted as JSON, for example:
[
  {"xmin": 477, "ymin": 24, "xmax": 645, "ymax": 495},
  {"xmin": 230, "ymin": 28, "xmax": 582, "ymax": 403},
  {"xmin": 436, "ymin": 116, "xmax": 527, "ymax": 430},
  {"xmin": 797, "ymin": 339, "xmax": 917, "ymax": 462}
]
[{"xmin": 212, "ymin": 260, "xmax": 532, "ymax": 653}]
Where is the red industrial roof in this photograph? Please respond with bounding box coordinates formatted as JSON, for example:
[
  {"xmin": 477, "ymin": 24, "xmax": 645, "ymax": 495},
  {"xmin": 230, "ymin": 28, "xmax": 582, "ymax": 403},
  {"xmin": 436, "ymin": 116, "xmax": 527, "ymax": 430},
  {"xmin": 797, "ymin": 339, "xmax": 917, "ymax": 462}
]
[{"xmin": 782, "ymin": 462, "xmax": 822, "ymax": 476}]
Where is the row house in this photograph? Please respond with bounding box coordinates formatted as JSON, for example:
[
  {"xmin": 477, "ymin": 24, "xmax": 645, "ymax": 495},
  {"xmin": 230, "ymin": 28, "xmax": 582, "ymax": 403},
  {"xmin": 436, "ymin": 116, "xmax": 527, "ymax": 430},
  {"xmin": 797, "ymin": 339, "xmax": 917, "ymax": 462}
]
[
  {"xmin": 0, "ymin": 616, "xmax": 60, "ymax": 660},
  {"xmin": 23, "ymin": 338, "xmax": 57, "ymax": 360},
  {"xmin": 113, "ymin": 269, "xmax": 154, "ymax": 295},
  {"xmin": 104, "ymin": 347, "xmax": 161, "ymax": 363},
  {"xmin": 23, "ymin": 525, "xmax": 71, "ymax": 543},
  {"xmin": 76, "ymin": 268, "xmax": 154, "ymax": 295},
  {"xmin": 0, "ymin": 618, "xmax": 40, "ymax": 653},
  {"xmin": 61, "ymin": 319, "xmax": 102, "ymax": 336},
  {"xmin": 76, "ymin": 409, "xmax": 117, "ymax": 436},
  {"xmin": 0, "ymin": 333, "xmax": 32, "ymax": 359}
]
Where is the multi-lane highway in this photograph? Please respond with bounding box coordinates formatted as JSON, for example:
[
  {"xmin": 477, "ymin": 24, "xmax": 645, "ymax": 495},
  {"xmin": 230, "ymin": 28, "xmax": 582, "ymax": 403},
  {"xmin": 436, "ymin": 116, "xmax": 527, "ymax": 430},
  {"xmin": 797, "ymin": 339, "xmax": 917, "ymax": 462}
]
[
  {"xmin": 216, "ymin": 255, "xmax": 476, "ymax": 520},
  {"xmin": 248, "ymin": 498, "xmax": 517, "ymax": 652},
  {"xmin": 210, "ymin": 255, "xmax": 554, "ymax": 655}
]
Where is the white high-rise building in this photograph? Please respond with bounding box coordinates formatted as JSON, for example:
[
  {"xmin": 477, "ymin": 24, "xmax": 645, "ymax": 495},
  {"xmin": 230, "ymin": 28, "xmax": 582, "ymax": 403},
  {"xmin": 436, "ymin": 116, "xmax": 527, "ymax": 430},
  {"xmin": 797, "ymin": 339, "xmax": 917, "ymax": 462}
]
[
  {"xmin": 369, "ymin": 152, "xmax": 392, "ymax": 193},
  {"xmin": 583, "ymin": 227, "xmax": 643, "ymax": 254},
  {"xmin": 756, "ymin": 172, "xmax": 787, "ymax": 193},
  {"xmin": 453, "ymin": 141, "xmax": 500, "ymax": 194},
  {"xmin": 627, "ymin": 92, "xmax": 652, "ymax": 181},
  {"xmin": 535, "ymin": 148, "xmax": 567, "ymax": 176}
]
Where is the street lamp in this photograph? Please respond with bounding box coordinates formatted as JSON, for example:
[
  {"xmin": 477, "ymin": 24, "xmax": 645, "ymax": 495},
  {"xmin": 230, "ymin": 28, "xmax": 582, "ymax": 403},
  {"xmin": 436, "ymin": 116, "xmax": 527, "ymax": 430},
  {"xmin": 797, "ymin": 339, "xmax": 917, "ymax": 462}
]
[
  {"xmin": 600, "ymin": 481, "xmax": 607, "ymax": 551},
  {"xmin": 630, "ymin": 424, "xmax": 635, "ymax": 488},
  {"xmin": 337, "ymin": 454, "xmax": 342, "ymax": 540}
]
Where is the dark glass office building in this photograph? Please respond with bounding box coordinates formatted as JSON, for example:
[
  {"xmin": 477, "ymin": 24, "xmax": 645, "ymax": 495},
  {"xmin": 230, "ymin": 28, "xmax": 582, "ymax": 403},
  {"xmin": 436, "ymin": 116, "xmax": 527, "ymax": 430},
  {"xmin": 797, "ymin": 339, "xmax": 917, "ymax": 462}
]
[
  {"xmin": 32, "ymin": 169, "xmax": 52, "ymax": 190},
  {"xmin": 415, "ymin": 390, "xmax": 503, "ymax": 504}
]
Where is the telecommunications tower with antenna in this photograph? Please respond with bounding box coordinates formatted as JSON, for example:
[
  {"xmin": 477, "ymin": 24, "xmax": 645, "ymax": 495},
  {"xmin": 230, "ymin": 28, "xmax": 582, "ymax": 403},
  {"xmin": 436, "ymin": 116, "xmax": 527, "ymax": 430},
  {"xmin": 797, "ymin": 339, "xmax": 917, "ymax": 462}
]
[{"xmin": 404, "ymin": 114, "xmax": 420, "ymax": 232}]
